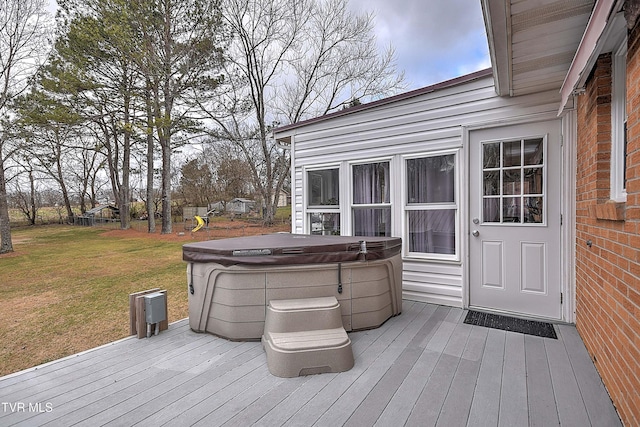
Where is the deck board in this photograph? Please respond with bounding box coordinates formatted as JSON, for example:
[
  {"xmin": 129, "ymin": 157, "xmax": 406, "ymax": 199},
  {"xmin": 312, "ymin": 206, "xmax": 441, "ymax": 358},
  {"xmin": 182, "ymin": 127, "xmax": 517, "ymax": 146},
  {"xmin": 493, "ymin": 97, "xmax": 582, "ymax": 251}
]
[
  {"xmin": 436, "ymin": 325, "xmax": 487, "ymax": 426},
  {"xmin": 0, "ymin": 301, "xmax": 621, "ymax": 427},
  {"xmin": 544, "ymin": 327, "xmax": 591, "ymax": 427},
  {"xmin": 344, "ymin": 304, "xmax": 440, "ymax": 426},
  {"xmin": 525, "ymin": 335, "xmax": 561, "ymax": 426},
  {"xmin": 405, "ymin": 313, "xmax": 471, "ymax": 425},
  {"xmin": 557, "ymin": 325, "xmax": 622, "ymax": 427},
  {"xmin": 467, "ymin": 328, "xmax": 505, "ymax": 426},
  {"xmin": 282, "ymin": 301, "xmax": 426, "ymax": 426},
  {"xmin": 316, "ymin": 303, "xmax": 434, "ymax": 426},
  {"xmin": 374, "ymin": 305, "xmax": 451, "ymax": 426},
  {"xmin": 499, "ymin": 331, "xmax": 528, "ymax": 427}
]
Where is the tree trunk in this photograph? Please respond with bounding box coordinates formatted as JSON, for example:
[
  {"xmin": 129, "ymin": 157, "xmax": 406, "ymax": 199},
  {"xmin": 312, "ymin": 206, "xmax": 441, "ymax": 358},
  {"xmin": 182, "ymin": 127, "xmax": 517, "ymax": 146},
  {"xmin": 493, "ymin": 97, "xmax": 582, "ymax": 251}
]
[
  {"xmin": 160, "ymin": 139, "xmax": 171, "ymax": 233},
  {"xmin": 154, "ymin": 85, "xmax": 172, "ymax": 234},
  {"xmin": 54, "ymin": 132, "xmax": 74, "ymax": 223},
  {"xmin": 120, "ymin": 88, "xmax": 131, "ymax": 230},
  {"xmin": 153, "ymin": 73, "xmax": 172, "ymax": 234},
  {"xmin": 90, "ymin": 167, "xmax": 99, "ymax": 209},
  {"xmin": 28, "ymin": 170, "xmax": 37, "ymax": 225},
  {"xmin": 79, "ymin": 191, "xmax": 87, "ymax": 214},
  {"xmin": 102, "ymin": 130, "xmax": 120, "ymax": 208},
  {"xmin": 0, "ymin": 153, "xmax": 14, "ymax": 253},
  {"xmin": 159, "ymin": 1, "xmax": 173, "ymax": 235},
  {"xmin": 145, "ymin": 80, "xmax": 156, "ymax": 233},
  {"xmin": 59, "ymin": 177, "xmax": 74, "ymax": 223}
]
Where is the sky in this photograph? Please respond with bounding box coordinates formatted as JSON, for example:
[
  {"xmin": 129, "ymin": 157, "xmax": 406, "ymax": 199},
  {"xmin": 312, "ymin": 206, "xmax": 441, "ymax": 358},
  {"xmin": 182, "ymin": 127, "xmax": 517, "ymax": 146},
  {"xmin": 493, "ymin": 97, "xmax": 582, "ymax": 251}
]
[
  {"xmin": 47, "ymin": 0, "xmax": 491, "ymax": 91},
  {"xmin": 347, "ymin": 0, "xmax": 491, "ymax": 90}
]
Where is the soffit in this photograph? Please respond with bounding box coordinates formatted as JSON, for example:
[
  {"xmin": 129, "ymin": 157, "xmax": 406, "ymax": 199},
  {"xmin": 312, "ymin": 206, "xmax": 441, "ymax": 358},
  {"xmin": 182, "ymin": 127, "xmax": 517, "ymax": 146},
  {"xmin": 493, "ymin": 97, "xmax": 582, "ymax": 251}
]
[{"xmin": 484, "ymin": 0, "xmax": 595, "ymax": 97}]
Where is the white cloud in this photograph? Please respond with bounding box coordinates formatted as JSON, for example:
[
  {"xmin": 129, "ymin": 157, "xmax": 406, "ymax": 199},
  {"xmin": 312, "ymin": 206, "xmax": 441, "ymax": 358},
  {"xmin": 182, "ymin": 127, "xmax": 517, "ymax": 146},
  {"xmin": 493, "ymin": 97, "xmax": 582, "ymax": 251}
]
[{"xmin": 348, "ymin": 0, "xmax": 490, "ymax": 89}]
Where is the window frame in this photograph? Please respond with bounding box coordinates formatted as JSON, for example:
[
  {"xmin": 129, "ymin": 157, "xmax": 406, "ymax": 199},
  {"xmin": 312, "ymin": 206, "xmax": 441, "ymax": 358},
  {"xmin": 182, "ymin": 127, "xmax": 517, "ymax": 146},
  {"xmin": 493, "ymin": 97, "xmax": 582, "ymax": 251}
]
[
  {"xmin": 349, "ymin": 158, "xmax": 393, "ymax": 237},
  {"xmin": 402, "ymin": 149, "xmax": 460, "ymax": 261},
  {"xmin": 611, "ymin": 36, "xmax": 628, "ymax": 203},
  {"xmin": 480, "ymin": 136, "xmax": 548, "ymax": 227},
  {"xmin": 304, "ymin": 164, "xmax": 341, "ymax": 235}
]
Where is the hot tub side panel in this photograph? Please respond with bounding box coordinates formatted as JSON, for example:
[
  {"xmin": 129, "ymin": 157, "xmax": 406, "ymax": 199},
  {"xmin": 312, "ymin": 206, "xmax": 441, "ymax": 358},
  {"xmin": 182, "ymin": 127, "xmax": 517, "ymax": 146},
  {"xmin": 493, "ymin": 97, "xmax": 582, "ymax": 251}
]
[
  {"xmin": 188, "ymin": 263, "xmax": 266, "ymax": 340},
  {"xmin": 347, "ymin": 254, "xmax": 403, "ymax": 330},
  {"xmin": 187, "ymin": 253, "xmax": 402, "ymax": 340}
]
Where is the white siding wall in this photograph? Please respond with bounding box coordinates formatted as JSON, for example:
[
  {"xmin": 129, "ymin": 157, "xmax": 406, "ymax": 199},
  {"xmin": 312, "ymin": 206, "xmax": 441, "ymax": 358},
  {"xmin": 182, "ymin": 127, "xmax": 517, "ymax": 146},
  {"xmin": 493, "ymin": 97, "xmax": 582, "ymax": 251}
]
[{"xmin": 282, "ymin": 75, "xmax": 563, "ymax": 306}]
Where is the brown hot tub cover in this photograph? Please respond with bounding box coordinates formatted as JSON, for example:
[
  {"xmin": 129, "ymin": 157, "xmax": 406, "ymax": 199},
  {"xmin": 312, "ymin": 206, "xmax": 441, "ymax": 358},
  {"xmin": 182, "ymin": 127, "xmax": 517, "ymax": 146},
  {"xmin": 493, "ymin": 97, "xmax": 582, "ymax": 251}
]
[{"xmin": 183, "ymin": 234, "xmax": 402, "ymax": 266}]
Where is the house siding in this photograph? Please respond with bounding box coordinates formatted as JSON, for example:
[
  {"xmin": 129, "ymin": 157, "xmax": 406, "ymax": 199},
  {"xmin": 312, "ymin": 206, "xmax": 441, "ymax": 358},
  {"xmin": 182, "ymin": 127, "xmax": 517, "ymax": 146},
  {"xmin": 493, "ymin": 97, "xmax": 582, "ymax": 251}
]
[
  {"xmin": 575, "ymin": 15, "xmax": 640, "ymax": 427},
  {"xmin": 285, "ymin": 74, "xmax": 564, "ymax": 307}
]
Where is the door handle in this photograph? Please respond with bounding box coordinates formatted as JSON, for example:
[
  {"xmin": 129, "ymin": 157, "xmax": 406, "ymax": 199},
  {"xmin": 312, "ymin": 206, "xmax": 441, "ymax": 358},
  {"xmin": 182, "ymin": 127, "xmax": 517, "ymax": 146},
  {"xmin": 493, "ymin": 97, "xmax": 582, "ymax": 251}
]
[{"xmin": 472, "ymin": 230, "xmax": 480, "ymax": 237}]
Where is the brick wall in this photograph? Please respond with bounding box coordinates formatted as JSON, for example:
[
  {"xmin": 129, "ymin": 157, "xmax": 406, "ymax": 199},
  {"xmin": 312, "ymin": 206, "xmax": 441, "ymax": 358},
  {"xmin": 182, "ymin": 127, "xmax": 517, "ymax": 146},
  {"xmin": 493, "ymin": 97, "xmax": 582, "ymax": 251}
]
[{"xmin": 575, "ymin": 13, "xmax": 640, "ymax": 427}]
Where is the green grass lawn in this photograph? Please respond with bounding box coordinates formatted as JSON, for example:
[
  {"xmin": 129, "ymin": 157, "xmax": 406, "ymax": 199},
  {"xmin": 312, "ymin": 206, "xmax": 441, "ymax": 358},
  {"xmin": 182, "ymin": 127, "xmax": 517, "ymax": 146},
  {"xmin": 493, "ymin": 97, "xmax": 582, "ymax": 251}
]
[{"xmin": 0, "ymin": 226, "xmax": 189, "ymax": 376}]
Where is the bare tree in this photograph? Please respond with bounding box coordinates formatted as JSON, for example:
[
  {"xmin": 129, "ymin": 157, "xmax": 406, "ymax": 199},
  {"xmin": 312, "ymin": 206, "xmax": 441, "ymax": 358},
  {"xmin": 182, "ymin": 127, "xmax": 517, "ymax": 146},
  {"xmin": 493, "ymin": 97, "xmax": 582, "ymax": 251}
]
[
  {"xmin": 178, "ymin": 143, "xmax": 253, "ymax": 209},
  {"xmin": 69, "ymin": 134, "xmax": 106, "ymax": 213},
  {"xmin": 278, "ymin": 0, "xmax": 405, "ymax": 121},
  {"xmin": 179, "ymin": 157, "xmax": 215, "ymax": 207},
  {"xmin": 132, "ymin": 0, "xmax": 227, "ymax": 234},
  {"xmin": 55, "ymin": 0, "xmax": 142, "ymax": 229},
  {"xmin": 15, "ymin": 86, "xmax": 84, "ymax": 223},
  {"xmin": 9, "ymin": 162, "xmax": 40, "ymax": 225},
  {"xmin": 0, "ymin": 0, "xmax": 51, "ymax": 253},
  {"xmin": 212, "ymin": 144, "xmax": 253, "ymax": 202},
  {"xmin": 200, "ymin": 0, "xmax": 404, "ymax": 225}
]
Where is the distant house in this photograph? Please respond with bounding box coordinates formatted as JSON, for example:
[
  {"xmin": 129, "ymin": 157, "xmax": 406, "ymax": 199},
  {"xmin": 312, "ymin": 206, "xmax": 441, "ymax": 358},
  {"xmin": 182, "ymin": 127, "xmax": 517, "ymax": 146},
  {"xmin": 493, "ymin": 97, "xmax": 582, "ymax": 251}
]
[
  {"xmin": 226, "ymin": 198, "xmax": 255, "ymax": 214},
  {"xmin": 208, "ymin": 201, "xmax": 225, "ymax": 213},
  {"xmin": 274, "ymin": 1, "xmax": 640, "ymax": 425},
  {"xmin": 74, "ymin": 205, "xmax": 119, "ymax": 226}
]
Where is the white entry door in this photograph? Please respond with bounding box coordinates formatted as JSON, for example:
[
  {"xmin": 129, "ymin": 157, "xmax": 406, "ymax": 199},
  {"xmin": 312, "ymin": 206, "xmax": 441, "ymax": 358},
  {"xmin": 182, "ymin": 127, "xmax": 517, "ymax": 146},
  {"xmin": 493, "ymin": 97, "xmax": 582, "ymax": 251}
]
[{"xmin": 469, "ymin": 120, "xmax": 562, "ymax": 320}]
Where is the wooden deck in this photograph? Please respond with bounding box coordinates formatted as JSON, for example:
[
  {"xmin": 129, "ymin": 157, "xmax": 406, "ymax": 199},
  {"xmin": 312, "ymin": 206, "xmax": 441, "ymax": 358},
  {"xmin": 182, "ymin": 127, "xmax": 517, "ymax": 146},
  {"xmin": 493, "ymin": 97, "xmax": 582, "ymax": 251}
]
[{"xmin": 0, "ymin": 301, "xmax": 621, "ymax": 426}]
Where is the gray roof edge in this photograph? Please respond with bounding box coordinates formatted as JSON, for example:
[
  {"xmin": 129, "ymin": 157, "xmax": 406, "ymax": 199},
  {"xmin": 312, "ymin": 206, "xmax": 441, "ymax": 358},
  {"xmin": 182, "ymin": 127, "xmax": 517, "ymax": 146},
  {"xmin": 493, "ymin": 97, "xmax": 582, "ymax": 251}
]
[{"xmin": 273, "ymin": 68, "xmax": 493, "ymax": 135}]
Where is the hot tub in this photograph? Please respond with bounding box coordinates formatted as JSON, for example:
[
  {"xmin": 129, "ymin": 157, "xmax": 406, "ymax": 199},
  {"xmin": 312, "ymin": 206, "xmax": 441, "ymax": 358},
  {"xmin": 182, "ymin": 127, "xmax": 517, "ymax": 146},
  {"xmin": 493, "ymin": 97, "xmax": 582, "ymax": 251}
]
[{"xmin": 183, "ymin": 234, "xmax": 403, "ymax": 340}]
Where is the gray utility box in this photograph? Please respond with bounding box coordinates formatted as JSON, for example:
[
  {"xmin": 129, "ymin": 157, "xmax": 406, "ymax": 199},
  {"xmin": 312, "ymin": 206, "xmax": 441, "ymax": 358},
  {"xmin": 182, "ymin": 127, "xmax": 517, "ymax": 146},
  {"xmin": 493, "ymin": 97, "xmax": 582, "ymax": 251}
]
[{"xmin": 145, "ymin": 292, "xmax": 167, "ymax": 324}]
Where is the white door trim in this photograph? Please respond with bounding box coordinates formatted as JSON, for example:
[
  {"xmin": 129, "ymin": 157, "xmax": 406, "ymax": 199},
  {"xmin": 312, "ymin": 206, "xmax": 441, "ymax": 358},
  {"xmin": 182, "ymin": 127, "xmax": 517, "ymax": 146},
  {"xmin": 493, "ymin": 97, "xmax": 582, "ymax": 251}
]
[
  {"xmin": 560, "ymin": 110, "xmax": 577, "ymax": 324},
  {"xmin": 461, "ymin": 112, "xmax": 573, "ymax": 323}
]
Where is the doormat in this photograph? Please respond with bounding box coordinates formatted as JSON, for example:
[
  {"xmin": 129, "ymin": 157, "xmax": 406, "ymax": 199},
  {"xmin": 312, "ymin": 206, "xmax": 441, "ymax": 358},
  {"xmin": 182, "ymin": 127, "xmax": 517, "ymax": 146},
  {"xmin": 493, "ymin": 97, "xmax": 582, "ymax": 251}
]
[{"xmin": 463, "ymin": 310, "xmax": 557, "ymax": 339}]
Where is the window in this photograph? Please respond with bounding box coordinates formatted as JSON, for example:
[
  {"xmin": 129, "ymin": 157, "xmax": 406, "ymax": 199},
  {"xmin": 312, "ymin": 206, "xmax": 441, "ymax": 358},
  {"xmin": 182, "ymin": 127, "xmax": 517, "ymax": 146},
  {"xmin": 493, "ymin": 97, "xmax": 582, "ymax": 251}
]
[
  {"xmin": 405, "ymin": 153, "xmax": 457, "ymax": 258},
  {"xmin": 611, "ymin": 37, "xmax": 628, "ymax": 202},
  {"xmin": 352, "ymin": 161, "xmax": 391, "ymax": 236},
  {"xmin": 482, "ymin": 138, "xmax": 545, "ymax": 224},
  {"xmin": 307, "ymin": 168, "xmax": 340, "ymax": 235}
]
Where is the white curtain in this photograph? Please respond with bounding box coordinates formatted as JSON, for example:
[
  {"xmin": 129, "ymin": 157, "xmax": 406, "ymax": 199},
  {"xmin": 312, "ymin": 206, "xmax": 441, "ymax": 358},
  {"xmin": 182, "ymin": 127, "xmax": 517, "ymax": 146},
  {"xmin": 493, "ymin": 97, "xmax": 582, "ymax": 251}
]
[
  {"xmin": 407, "ymin": 155, "xmax": 454, "ymax": 204},
  {"xmin": 353, "ymin": 162, "xmax": 389, "ymax": 204},
  {"xmin": 408, "ymin": 210, "xmax": 455, "ymax": 254}
]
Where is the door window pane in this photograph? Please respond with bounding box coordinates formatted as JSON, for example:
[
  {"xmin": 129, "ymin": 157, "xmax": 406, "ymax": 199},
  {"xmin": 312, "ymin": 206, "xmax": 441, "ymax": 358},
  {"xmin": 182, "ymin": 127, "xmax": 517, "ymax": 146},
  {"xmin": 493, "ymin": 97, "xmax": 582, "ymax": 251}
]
[
  {"xmin": 483, "ymin": 198, "xmax": 500, "ymax": 223},
  {"xmin": 503, "ymin": 170, "xmax": 521, "ymax": 195},
  {"xmin": 483, "ymin": 143, "xmax": 500, "ymax": 168},
  {"xmin": 503, "ymin": 197, "xmax": 521, "ymax": 223},
  {"xmin": 523, "ymin": 167, "xmax": 543, "ymax": 194},
  {"xmin": 524, "ymin": 197, "xmax": 543, "ymax": 223},
  {"xmin": 503, "ymin": 140, "xmax": 521, "ymax": 167},
  {"xmin": 524, "ymin": 138, "xmax": 543, "ymax": 165},
  {"xmin": 483, "ymin": 171, "xmax": 500, "ymax": 196},
  {"xmin": 482, "ymin": 138, "xmax": 545, "ymax": 224}
]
